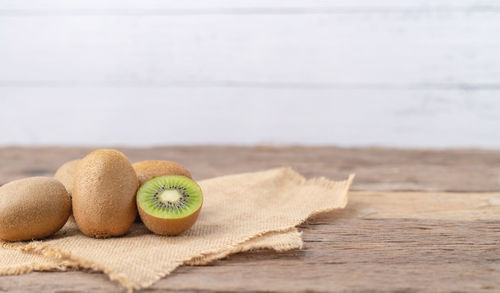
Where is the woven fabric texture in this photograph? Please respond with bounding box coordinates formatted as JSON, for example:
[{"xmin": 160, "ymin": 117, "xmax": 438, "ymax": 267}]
[{"xmin": 0, "ymin": 168, "xmax": 354, "ymax": 289}]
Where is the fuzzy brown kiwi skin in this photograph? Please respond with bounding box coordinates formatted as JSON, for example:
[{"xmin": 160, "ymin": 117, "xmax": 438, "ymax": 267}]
[
  {"xmin": 54, "ymin": 159, "xmax": 80, "ymax": 198},
  {"xmin": 73, "ymin": 149, "xmax": 138, "ymax": 238},
  {"xmin": 133, "ymin": 160, "xmax": 192, "ymax": 186},
  {"xmin": 138, "ymin": 202, "xmax": 202, "ymax": 236},
  {"xmin": 0, "ymin": 177, "xmax": 71, "ymax": 241}
]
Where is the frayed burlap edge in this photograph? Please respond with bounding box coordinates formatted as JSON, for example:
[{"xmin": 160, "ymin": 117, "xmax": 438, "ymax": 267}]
[
  {"xmin": 0, "ymin": 168, "xmax": 354, "ymax": 291},
  {"xmin": 1, "ymin": 225, "xmax": 304, "ymax": 291},
  {"xmin": 1, "ymin": 241, "xmax": 137, "ymax": 290},
  {"xmin": 185, "ymin": 228, "xmax": 303, "ymax": 266}
]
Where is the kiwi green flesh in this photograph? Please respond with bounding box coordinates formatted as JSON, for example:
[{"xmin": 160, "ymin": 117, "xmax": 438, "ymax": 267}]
[{"xmin": 137, "ymin": 175, "xmax": 202, "ymax": 219}]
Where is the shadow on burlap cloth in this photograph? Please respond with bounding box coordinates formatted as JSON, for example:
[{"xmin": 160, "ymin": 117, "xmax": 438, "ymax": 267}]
[{"xmin": 0, "ymin": 168, "xmax": 354, "ymax": 290}]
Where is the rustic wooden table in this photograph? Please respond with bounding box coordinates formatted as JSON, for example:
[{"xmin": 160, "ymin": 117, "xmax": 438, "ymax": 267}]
[{"xmin": 0, "ymin": 146, "xmax": 499, "ymax": 292}]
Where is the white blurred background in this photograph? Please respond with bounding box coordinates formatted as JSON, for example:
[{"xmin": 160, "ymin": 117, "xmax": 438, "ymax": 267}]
[{"xmin": 1, "ymin": 0, "xmax": 499, "ymax": 148}]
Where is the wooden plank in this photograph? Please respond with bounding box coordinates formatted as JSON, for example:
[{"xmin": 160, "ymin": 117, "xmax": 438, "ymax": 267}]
[
  {"xmin": 149, "ymin": 218, "xmax": 500, "ymax": 293},
  {"xmin": 2, "ymin": 146, "xmax": 500, "ymax": 191},
  {"xmin": 2, "ymin": 0, "xmax": 499, "ymax": 11},
  {"xmin": 3, "ymin": 94, "xmax": 500, "ymax": 148},
  {"xmin": 1, "ymin": 219, "xmax": 499, "ymax": 292},
  {"xmin": 0, "ymin": 2, "xmax": 499, "ymax": 86},
  {"xmin": 0, "ymin": 191, "xmax": 498, "ymax": 292},
  {"xmin": 1, "ymin": 147, "xmax": 499, "ymax": 292}
]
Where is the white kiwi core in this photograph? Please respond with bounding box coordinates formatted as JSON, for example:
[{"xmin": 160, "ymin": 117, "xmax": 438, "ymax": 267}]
[{"xmin": 159, "ymin": 189, "xmax": 183, "ymax": 203}]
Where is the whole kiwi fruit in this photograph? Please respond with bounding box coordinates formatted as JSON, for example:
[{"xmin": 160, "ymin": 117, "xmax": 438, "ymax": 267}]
[
  {"xmin": 0, "ymin": 177, "xmax": 71, "ymax": 241},
  {"xmin": 54, "ymin": 159, "xmax": 80, "ymax": 198},
  {"xmin": 137, "ymin": 175, "xmax": 203, "ymax": 235},
  {"xmin": 133, "ymin": 160, "xmax": 192, "ymax": 186},
  {"xmin": 73, "ymin": 149, "xmax": 138, "ymax": 238}
]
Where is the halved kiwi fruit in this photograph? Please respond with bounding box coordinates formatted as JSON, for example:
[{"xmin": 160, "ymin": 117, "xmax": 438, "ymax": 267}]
[{"xmin": 137, "ymin": 175, "xmax": 203, "ymax": 236}]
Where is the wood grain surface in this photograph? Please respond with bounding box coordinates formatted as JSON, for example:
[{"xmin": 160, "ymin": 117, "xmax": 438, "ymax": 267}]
[
  {"xmin": 2, "ymin": 0, "xmax": 499, "ymax": 86},
  {"xmin": 6, "ymin": 97, "xmax": 500, "ymax": 148},
  {"xmin": 2, "ymin": 146, "xmax": 500, "ymax": 191},
  {"xmin": 3, "ymin": 0, "xmax": 500, "ymax": 148},
  {"xmin": 0, "ymin": 146, "xmax": 499, "ymax": 292}
]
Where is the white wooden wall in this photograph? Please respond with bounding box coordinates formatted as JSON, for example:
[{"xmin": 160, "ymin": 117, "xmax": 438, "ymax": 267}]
[{"xmin": 1, "ymin": 0, "xmax": 499, "ymax": 147}]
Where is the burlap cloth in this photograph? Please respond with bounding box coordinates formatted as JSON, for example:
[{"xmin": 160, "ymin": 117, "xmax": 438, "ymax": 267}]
[{"xmin": 0, "ymin": 168, "xmax": 354, "ymax": 290}]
